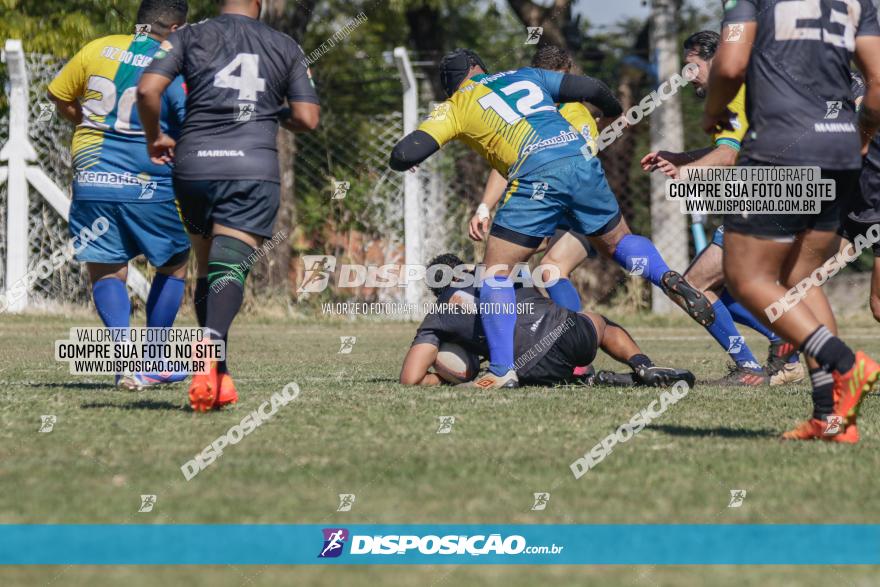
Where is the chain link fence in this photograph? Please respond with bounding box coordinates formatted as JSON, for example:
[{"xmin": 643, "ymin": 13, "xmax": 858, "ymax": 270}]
[
  {"xmin": 0, "ymin": 52, "xmax": 89, "ymax": 308},
  {"xmin": 0, "ymin": 47, "xmax": 680, "ymax": 314}
]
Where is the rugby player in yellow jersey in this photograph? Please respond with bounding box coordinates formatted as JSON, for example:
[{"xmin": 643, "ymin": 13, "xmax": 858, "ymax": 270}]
[
  {"xmin": 641, "ymin": 30, "xmax": 803, "ymax": 387},
  {"xmin": 46, "ymin": 0, "xmax": 191, "ymax": 390},
  {"xmin": 468, "ymin": 46, "xmax": 609, "ymax": 378},
  {"xmin": 390, "ymin": 48, "xmax": 714, "ymax": 389}
]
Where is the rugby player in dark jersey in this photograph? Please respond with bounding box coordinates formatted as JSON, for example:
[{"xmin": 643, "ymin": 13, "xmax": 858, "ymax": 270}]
[
  {"xmin": 844, "ymin": 72, "xmax": 880, "ymax": 323},
  {"xmin": 136, "ymin": 0, "xmax": 320, "ymax": 411},
  {"xmin": 400, "ymin": 254, "xmax": 695, "ymax": 388},
  {"xmin": 703, "ymin": 0, "xmax": 880, "ymax": 442}
]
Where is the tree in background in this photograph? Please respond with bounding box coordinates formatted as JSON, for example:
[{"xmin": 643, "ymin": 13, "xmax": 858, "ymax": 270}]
[{"xmin": 0, "ymin": 0, "xmax": 219, "ymax": 55}]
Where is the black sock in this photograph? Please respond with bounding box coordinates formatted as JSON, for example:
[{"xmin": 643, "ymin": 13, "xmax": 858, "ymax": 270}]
[
  {"xmin": 626, "ymin": 354, "xmax": 653, "ymax": 371},
  {"xmin": 802, "ymin": 325, "xmax": 855, "ymax": 375},
  {"xmin": 194, "ymin": 277, "xmax": 209, "ymax": 327},
  {"xmin": 206, "ymin": 235, "xmax": 256, "ymax": 374},
  {"xmin": 809, "ymin": 367, "xmax": 835, "ymax": 420}
]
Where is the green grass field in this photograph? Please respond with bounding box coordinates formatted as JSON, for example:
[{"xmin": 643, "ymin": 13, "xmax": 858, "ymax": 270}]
[{"xmin": 2, "ymin": 311, "xmax": 879, "ymax": 586}]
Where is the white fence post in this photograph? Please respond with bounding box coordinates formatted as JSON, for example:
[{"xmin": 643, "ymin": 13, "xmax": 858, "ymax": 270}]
[
  {"xmin": 649, "ymin": 0, "xmax": 688, "ymax": 314},
  {"xmin": 393, "ymin": 47, "xmax": 423, "ymax": 310},
  {"xmin": 0, "ymin": 40, "xmax": 37, "ymax": 313},
  {"xmin": 0, "ymin": 39, "xmax": 151, "ymax": 311}
]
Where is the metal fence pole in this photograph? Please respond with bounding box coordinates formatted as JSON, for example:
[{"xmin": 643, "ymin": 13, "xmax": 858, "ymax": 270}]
[
  {"xmin": 393, "ymin": 47, "xmax": 423, "ymax": 311},
  {"xmin": 649, "ymin": 0, "xmax": 688, "ymax": 314},
  {"xmin": 0, "ymin": 40, "xmax": 36, "ymax": 313}
]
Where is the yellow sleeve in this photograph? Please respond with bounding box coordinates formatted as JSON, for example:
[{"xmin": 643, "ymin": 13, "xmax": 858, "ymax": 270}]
[
  {"xmin": 558, "ymin": 102, "xmax": 599, "ymax": 155},
  {"xmin": 559, "ymin": 102, "xmax": 598, "ymax": 142},
  {"xmin": 416, "ymin": 100, "xmax": 460, "ymax": 147},
  {"xmin": 713, "ymin": 84, "xmax": 748, "ymax": 151},
  {"xmin": 47, "ymin": 42, "xmax": 93, "ymax": 102}
]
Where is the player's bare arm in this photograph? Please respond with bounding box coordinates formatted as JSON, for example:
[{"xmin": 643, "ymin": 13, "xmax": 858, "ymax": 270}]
[
  {"xmin": 854, "ymin": 35, "xmax": 880, "ymax": 154},
  {"xmin": 280, "ymin": 101, "xmax": 321, "ymax": 133},
  {"xmin": 136, "ymin": 72, "xmax": 175, "ymax": 164},
  {"xmin": 399, "ymin": 343, "xmax": 443, "ymax": 386},
  {"xmin": 654, "ymin": 144, "xmax": 739, "ymax": 179},
  {"xmin": 703, "ymin": 22, "xmax": 755, "ymax": 134},
  {"xmin": 641, "ymin": 148, "xmax": 712, "ymax": 171},
  {"xmin": 45, "ymin": 90, "xmax": 81, "ymax": 124},
  {"xmin": 468, "ymin": 169, "xmax": 507, "ymax": 241}
]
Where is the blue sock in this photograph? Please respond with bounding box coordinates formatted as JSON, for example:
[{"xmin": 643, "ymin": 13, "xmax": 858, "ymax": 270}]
[
  {"xmin": 480, "ymin": 275, "xmax": 517, "ymax": 376},
  {"xmin": 146, "ymin": 274, "xmax": 185, "ymax": 328},
  {"xmin": 720, "ymin": 290, "xmax": 778, "ymax": 341},
  {"xmin": 92, "ymin": 278, "xmax": 131, "ymax": 329},
  {"xmin": 707, "ymin": 300, "xmax": 760, "ymax": 368},
  {"xmin": 612, "ymin": 234, "xmax": 671, "ymax": 287},
  {"xmin": 546, "ymin": 278, "xmax": 581, "ymax": 311},
  {"xmin": 721, "ymin": 291, "xmax": 798, "ymax": 364}
]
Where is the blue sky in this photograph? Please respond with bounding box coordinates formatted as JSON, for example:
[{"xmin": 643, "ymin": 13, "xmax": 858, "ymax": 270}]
[{"xmin": 578, "ymin": 0, "xmax": 650, "ymax": 27}]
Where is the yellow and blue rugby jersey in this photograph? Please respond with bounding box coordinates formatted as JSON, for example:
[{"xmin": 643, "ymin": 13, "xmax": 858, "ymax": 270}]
[
  {"xmin": 48, "ymin": 34, "xmax": 186, "ymax": 202},
  {"xmin": 417, "ymin": 68, "xmax": 591, "ymax": 179},
  {"xmin": 558, "ymin": 101, "xmax": 599, "ymax": 156},
  {"xmin": 713, "ymin": 84, "xmax": 748, "ymax": 152}
]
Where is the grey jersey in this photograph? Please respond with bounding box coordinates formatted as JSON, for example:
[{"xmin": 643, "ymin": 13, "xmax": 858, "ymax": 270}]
[
  {"xmin": 723, "ymin": 0, "xmax": 880, "ymax": 169},
  {"xmin": 851, "ymin": 73, "xmax": 880, "ymax": 174},
  {"xmin": 145, "ymin": 13, "xmax": 319, "ymax": 182}
]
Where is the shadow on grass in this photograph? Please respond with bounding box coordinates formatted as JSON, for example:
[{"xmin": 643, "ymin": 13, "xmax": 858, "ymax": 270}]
[
  {"xmin": 10, "ymin": 381, "xmax": 115, "ymax": 389},
  {"xmin": 81, "ymin": 399, "xmax": 184, "ymax": 411},
  {"xmin": 648, "ymin": 424, "xmax": 778, "ymax": 439}
]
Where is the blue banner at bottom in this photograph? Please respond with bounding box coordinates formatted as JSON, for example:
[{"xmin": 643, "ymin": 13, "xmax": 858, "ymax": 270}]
[{"xmin": 2, "ymin": 524, "xmax": 879, "ymax": 565}]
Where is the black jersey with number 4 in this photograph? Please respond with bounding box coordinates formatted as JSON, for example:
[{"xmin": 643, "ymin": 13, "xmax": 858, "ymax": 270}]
[
  {"xmin": 144, "ymin": 13, "xmax": 319, "ymax": 182},
  {"xmin": 723, "ymin": 0, "xmax": 880, "ymax": 169}
]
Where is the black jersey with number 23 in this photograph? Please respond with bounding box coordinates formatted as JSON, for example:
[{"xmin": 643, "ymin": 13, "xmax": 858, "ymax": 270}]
[{"xmin": 723, "ymin": 0, "xmax": 880, "ymax": 169}]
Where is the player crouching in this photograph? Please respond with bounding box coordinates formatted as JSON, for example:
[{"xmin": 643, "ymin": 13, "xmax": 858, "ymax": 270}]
[{"xmin": 399, "ymin": 254, "xmax": 695, "ymax": 389}]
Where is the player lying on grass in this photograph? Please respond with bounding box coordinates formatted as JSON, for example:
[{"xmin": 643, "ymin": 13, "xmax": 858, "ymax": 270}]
[
  {"xmin": 390, "ymin": 48, "xmax": 714, "ymax": 390},
  {"xmin": 137, "ymin": 0, "xmax": 321, "ymax": 412},
  {"xmin": 47, "ymin": 0, "xmax": 191, "ymax": 391},
  {"xmin": 640, "ymin": 31, "xmax": 802, "ymax": 387},
  {"xmin": 399, "ymin": 254, "xmax": 695, "ymax": 388},
  {"xmin": 704, "ymin": 0, "xmax": 880, "ymax": 442}
]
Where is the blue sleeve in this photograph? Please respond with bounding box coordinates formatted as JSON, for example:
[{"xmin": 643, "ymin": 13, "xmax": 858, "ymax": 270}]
[
  {"xmin": 161, "ymin": 75, "xmax": 187, "ymax": 138},
  {"xmin": 531, "ymin": 68, "xmax": 566, "ymax": 102}
]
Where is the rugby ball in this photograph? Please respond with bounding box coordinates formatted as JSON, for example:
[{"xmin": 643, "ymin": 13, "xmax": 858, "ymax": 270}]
[{"xmin": 434, "ymin": 342, "xmax": 480, "ymax": 383}]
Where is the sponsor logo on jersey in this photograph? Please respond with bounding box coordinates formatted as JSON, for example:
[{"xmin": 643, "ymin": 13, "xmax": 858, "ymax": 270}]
[
  {"xmin": 530, "ymin": 315, "xmax": 544, "ymax": 333},
  {"xmin": 75, "ymin": 170, "xmax": 153, "ymax": 188},
  {"xmin": 196, "ymin": 150, "xmax": 246, "ymax": 157},
  {"xmin": 521, "ymin": 129, "xmax": 579, "ymax": 156},
  {"xmin": 813, "ymin": 122, "xmax": 856, "ymax": 133},
  {"xmin": 100, "ymin": 46, "xmax": 154, "ymax": 67}
]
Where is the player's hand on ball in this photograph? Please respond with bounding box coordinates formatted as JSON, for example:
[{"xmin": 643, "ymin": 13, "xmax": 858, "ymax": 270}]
[{"xmin": 148, "ymin": 133, "xmax": 176, "ymax": 165}]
